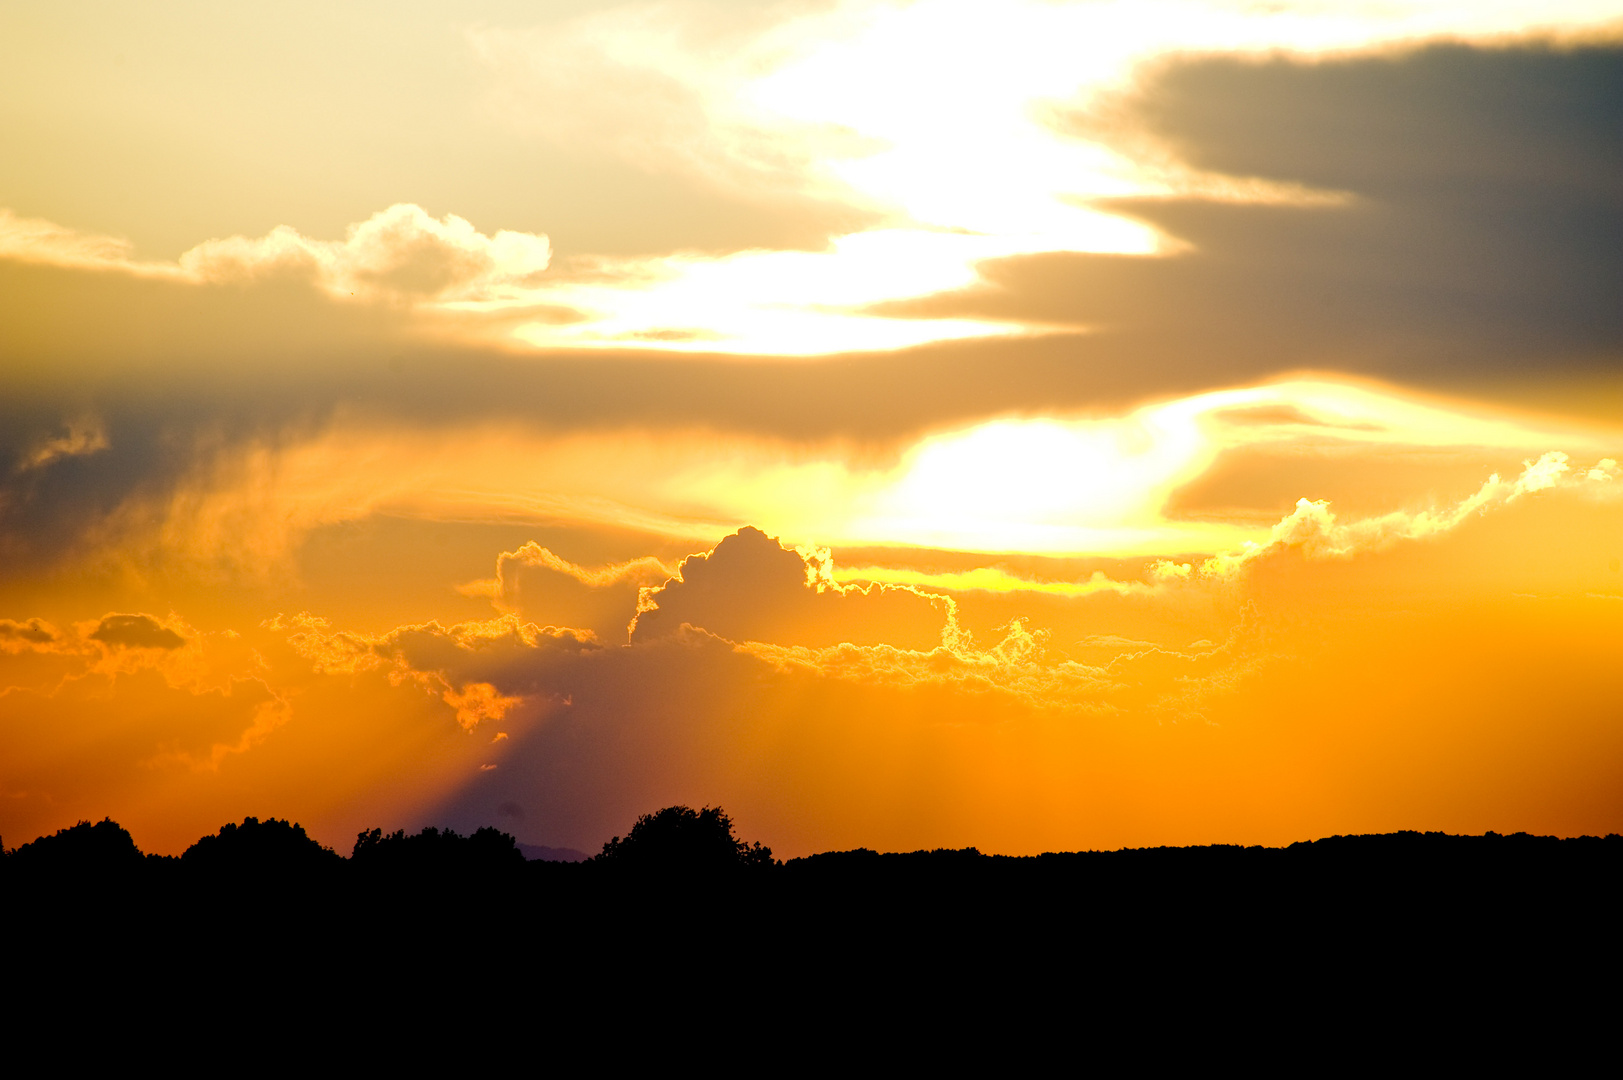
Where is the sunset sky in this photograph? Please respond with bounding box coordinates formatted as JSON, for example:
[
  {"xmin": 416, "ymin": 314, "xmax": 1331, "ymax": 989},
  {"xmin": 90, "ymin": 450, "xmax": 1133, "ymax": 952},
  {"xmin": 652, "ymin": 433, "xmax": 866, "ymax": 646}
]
[{"xmin": 3, "ymin": 0, "xmax": 1622, "ymax": 857}]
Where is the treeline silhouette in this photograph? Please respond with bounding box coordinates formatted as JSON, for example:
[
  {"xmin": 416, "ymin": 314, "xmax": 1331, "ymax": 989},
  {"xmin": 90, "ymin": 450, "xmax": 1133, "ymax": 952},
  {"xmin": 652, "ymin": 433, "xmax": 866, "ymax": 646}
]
[
  {"xmin": 8, "ymin": 807, "xmax": 1621, "ymax": 886},
  {"xmin": 8, "ymin": 807, "xmax": 1622, "ymax": 946},
  {"xmin": 8, "ymin": 806, "xmax": 1620, "ymax": 1029},
  {"xmin": 0, "ymin": 805, "xmax": 774, "ymax": 880},
  {"xmin": 8, "ymin": 808, "xmax": 1623, "ymax": 894}
]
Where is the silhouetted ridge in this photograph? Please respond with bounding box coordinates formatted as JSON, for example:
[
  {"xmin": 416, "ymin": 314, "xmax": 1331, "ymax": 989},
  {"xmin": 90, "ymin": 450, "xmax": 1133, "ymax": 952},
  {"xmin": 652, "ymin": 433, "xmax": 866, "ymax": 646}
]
[{"xmin": 517, "ymin": 842, "xmax": 589, "ymax": 863}]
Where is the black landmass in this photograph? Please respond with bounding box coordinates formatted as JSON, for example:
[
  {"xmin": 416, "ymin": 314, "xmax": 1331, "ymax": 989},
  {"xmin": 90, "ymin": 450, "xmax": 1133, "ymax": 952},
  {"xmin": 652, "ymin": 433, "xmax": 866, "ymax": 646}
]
[
  {"xmin": 6, "ymin": 808, "xmax": 1620, "ymax": 1033},
  {"xmin": 9, "ymin": 808, "xmax": 1620, "ymax": 891}
]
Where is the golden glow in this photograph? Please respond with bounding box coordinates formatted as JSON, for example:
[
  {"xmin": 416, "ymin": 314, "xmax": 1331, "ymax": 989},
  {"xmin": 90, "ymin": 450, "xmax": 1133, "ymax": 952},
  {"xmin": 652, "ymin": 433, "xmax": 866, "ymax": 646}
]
[
  {"xmin": 512, "ymin": 229, "xmax": 1054, "ymax": 355},
  {"xmin": 474, "ymin": 0, "xmax": 1621, "ymax": 353},
  {"xmin": 61, "ymin": 378, "xmax": 1620, "ymax": 584},
  {"xmin": 832, "ymin": 564, "xmax": 1153, "ymax": 598},
  {"xmin": 5, "ymin": 0, "xmax": 1623, "ymax": 858}
]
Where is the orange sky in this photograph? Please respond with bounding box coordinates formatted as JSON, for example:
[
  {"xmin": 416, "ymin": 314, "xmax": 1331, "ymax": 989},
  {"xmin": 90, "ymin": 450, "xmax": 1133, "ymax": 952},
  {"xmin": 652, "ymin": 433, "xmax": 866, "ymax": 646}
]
[{"xmin": 3, "ymin": 1, "xmax": 1622, "ymax": 856}]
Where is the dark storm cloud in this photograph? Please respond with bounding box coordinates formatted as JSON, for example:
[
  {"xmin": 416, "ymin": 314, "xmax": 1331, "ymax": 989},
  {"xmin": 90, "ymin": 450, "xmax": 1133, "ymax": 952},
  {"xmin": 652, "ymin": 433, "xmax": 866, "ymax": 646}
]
[{"xmin": 887, "ymin": 42, "xmax": 1623, "ymax": 384}]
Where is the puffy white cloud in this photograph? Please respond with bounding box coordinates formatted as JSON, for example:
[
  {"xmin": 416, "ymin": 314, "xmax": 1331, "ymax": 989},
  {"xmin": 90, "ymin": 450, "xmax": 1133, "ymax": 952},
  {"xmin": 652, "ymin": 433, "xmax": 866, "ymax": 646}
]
[
  {"xmin": 0, "ymin": 203, "xmax": 552, "ymax": 311},
  {"xmin": 178, "ymin": 203, "xmax": 552, "ymax": 305}
]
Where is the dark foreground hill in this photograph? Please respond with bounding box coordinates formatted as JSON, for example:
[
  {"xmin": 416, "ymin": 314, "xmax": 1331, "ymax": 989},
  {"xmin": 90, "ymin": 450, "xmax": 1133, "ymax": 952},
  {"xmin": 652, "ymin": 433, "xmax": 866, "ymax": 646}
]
[
  {"xmin": 7, "ymin": 814, "xmax": 1620, "ymax": 1038},
  {"xmin": 10, "ymin": 813, "xmax": 1620, "ymax": 892},
  {"xmin": 8, "ymin": 816, "xmax": 1619, "ymax": 945}
]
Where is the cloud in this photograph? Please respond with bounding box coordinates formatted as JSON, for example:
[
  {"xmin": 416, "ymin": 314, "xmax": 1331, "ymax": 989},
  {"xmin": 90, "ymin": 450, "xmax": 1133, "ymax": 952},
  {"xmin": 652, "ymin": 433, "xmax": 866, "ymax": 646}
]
[
  {"xmin": 472, "ymin": 8, "xmax": 1623, "ymax": 355},
  {"xmin": 631, "ymin": 527, "xmax": 951, "ymax": 650},
  {"xmin": 735, "ymin": 619, "xmax": 1110, "ymax": 711},
  {"xmin": 249, "ymin": 530, "xmax": 1235, "ymax": 777},
  {"xmin": 17, "ymin": 417, "xmax": 109, "ymax": 472},
  {"xmin": 465, "ymin": 542, "xmax": 675, "ymax": 643},
  {"xmin": 895, "ymin": 42, "xmax": 1623, "ymax": 384},
  {"xmin": 0, "ymin": 203, "xmax": 552, "ymax": 313},
  {"xmin": 150, "ymin": 696, "xmax": 293, "ymax": 773},
  {"xmin": 0, "ymin": 607, "xmax": 297, "ymax": 819},
  {"xmin": 475, "ymin": 0, "xmax": 1616, "ymax": 230},
  {"xmin": 491, "ymin": 543, "xmax": 674, "ymax": 592},
  {"xmin": 726, "ymin": 604, "xmax": 1270, "ymax": 723},
  {"xmin": 830, "ymin": 378, "xmax": 1617, "ymax": 556},
  {"xmin": 442, "ymin": 682, "xmax": 524, "ymax": 733},
  {"xmin": 0, "ymin": 611, "xmax": 260, "ymax": 697},
  {"xmin": 179, "ymin": 204, "xmax": 552, "ymax": 306},
  {"xmin": 0, "ymin": 206, "xmax": 1031, "ymax": 358},
  {"xmin": 0, "ymin": 618, "xmax": 56, "ymax": 647},
  {"xmin": 13, "ymin": 464, "xmax": 1611, "ymax": 856},
  {"xmin": 0, "ymin": 208, "xmax": 150, "ymax": 274},
  {"xmin": 1184, "ymin": 450, "xmax": 1618, "ymax": 578},
  {"xmin": 269, "ymin": 612, "xmax": 601, "ymax": 731},
  {"xmin": 468, "ymin": 5, "xmax": 851, "ymax": 197},
  {"xmin": 6, "ymin": 20, "xmax": 1621, "ymax": 365},
  {"xmin": 833, "ymin": 564, "xmax": 1155, "ymax": 598},
  {"xmin": 89, "ymin": 614, "xmax": 186, "ymax": 651},
  {"xmin": 3, "ymin": 374, "xmax": 1612, "ymax": 593},
  {"xmin": 1, "ymin": 661, "xmax": 285, "ymax": 795},
  {"xmin": 265, "ymin": 526, "xmax": 1257, "ymax": 736},
  {"xmin": 404, "ymin": 575, "xmax": 1298, "ymax": 854}
]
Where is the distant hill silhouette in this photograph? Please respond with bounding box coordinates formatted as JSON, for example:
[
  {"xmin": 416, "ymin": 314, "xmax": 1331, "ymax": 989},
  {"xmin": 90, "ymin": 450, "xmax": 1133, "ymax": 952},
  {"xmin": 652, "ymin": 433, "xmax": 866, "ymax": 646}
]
[{"xmin": 517, "ymin": 842, "xmax": 590, "ymax": 863}]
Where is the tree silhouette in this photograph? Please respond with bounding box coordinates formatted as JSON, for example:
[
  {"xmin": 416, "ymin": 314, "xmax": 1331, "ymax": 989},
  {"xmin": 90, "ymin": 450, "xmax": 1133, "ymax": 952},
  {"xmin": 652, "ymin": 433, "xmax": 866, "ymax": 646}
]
[
  {"xmin": 182, "ymin": 816, "xmax": 341, "ymax": 875},
  {"xmin": 596, "ymin": 805, "xmax": 775, "ymax": 871},
  {"xmin": 351, "ymin": 824, "xmax": 525, "ymax": 873},
  {"xmin": 8, "ymin": 817, "xmax": 145, "ymax": 871}
]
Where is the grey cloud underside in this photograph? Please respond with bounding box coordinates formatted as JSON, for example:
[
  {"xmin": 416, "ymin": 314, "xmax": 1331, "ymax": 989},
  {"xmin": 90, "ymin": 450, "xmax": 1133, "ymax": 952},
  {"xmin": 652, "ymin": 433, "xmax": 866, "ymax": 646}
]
[
  {"xmin": 2, "ymin": 43, "xmax": 1619, "ymax": 572},
  {"xmin": 885, "ymin": 43, "xmax": 1623, "ymax": 379}
]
